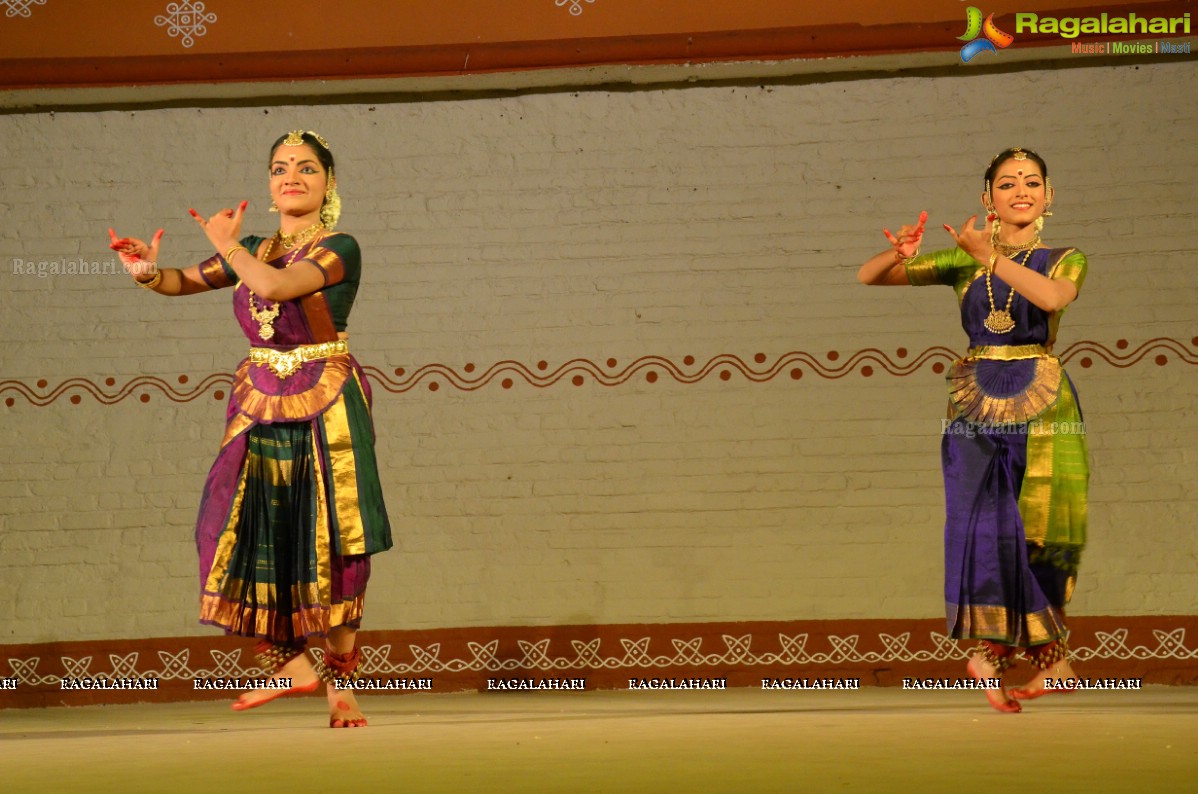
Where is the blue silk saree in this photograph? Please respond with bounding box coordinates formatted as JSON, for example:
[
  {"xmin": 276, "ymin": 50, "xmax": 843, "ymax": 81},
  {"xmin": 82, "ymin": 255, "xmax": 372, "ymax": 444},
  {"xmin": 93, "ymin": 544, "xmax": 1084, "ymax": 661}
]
[{"xmin": 907, "ymin": 246, "xmax": 1088, "ymax": 646}]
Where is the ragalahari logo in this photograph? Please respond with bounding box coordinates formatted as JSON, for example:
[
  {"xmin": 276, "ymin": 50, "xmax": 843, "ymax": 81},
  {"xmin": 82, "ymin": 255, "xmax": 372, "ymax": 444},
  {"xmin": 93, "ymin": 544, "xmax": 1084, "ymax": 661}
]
[{"xmin": 958, "ymin": 6, "xmax": 1015, "ymax": 61}]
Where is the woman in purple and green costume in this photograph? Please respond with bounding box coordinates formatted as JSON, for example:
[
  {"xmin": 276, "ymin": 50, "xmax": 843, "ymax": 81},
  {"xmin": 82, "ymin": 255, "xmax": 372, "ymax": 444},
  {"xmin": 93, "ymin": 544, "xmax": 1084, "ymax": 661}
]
[
  {"xmin": 110, "ymin": 131, "xmax": 392, "ymax": 727},
  {"xmin": 857, "ymin": 148, "xmax": 1089, "ymax": 713}
]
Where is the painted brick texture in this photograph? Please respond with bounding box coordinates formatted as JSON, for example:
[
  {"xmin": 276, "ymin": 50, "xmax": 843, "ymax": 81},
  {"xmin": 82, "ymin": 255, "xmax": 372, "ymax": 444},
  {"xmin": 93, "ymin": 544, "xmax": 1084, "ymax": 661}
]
[{"xmin": 1, "ymin": 60, "xmax": 1196, "ymax": 643}]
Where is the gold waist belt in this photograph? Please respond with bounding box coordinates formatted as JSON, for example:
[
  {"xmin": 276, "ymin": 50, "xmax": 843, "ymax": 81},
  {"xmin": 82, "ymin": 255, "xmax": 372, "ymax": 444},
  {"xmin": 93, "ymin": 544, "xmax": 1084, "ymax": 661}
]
[
  {"xmin": 249, "ymin": 340, "xmax": 348, "ymax": 379},
  {"xmin": 966, "ymin": 343, "xmax": 1051, "ymax": 361}
]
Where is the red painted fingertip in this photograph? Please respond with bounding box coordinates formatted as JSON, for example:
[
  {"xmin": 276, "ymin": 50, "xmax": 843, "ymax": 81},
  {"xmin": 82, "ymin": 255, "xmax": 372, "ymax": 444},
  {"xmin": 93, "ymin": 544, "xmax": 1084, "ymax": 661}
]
[
  {"xmin": 942, "ymin": 223, "xmax": 953, "ymax": 232},
  {"xmin": 188, "ymin": 208, "xmax": 200, "ymax": 218},
  {"xmin": 152, "ymin": 228, "xmax": 164, "ymax": 241},
  {"xmin": 240, "ymin": 200, "xmax": 248, "ymax": 210}
]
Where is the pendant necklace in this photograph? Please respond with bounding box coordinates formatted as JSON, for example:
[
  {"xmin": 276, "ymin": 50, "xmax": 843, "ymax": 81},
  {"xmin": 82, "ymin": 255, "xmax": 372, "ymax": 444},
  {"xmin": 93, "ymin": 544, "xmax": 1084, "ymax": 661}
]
[
  {"xmin": 983, "ymin": 249, "xmax": 1034, "ymax": 335},
  {"xmin": 247, "ymin": 225, "xmax": 324, "ymax": 341}
]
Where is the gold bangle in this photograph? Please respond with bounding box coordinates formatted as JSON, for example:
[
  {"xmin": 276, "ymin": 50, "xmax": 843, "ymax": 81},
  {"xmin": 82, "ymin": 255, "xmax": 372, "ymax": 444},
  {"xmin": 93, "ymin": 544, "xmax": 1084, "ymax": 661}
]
[
  {"xmin": 225, "ymin": 244, "xmax": 248, "ymax": 263},
  {"xmin": 988, "ymin": 251, "xmax": 999, "ymax": 274},
  {"xmin": 135, "ymin": 270, "xmax": 163, "ymax": 290}
]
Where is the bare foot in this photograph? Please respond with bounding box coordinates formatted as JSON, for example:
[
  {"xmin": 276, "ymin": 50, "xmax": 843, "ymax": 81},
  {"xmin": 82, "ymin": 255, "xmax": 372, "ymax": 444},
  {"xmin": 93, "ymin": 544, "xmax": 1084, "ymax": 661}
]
[
  {"xmin": 1010, "ymin": 658, "xmax": 1078, "ymax": 700},
  {"xmin": 328, "ymin": 684, "xmax": 368, "ymax": 728},
  {"xmin": 966, "ymin": 652, "xmax": 1020, "ymax": 713},
  {"xmin": 231, "ymin": 652, "xmax": 319, "ymax": 711}
]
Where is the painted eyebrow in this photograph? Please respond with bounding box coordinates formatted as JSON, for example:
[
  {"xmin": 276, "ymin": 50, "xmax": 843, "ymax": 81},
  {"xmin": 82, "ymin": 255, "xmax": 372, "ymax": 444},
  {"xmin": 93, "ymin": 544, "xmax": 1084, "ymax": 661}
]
[
  {"xmin": 271, "ymin": 159, "xmax": 320, "ymax": 167},
  {"xmin": 997, "ymin": 172, "xmax": 1042, "ymax": 180}
]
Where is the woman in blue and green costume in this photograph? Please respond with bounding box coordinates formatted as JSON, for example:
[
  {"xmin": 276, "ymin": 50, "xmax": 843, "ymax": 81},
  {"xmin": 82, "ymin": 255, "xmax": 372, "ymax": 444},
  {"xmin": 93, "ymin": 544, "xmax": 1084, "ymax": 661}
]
[
  {"xmin": 110, "ymin": 131, "xmax": 392, "ymax": 727},
  {"xmin": 857, "ymin": 148, "xmax": 1089, "ymax": 713}
]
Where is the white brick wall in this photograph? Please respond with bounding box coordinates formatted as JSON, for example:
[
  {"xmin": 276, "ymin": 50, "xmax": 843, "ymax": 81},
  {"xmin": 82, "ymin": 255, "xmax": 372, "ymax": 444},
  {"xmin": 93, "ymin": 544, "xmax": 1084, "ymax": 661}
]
[{"xmin": 1, "ymin": 60, "xmax": 1196, "ymax": 643}]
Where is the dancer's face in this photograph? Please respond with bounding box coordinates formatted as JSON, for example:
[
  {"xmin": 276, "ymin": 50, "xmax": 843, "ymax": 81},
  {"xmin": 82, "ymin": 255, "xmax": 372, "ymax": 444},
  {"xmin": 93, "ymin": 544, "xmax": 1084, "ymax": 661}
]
[
  {"xmin": 269, "ymin": 143, "xmax": 328, "ymax": 219},
  {"xmin": 985, "ymin": 157, "xmax": 1051, "ymax": 226}
]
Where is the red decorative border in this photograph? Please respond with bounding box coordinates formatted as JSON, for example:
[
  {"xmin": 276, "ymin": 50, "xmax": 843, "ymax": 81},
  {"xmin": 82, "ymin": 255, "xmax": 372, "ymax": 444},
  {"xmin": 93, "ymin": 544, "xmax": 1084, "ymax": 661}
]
[
  {"xmin": 2, "ymin": 338, "xmax": 1195, "ymax": 407},
  {"xmin": 2, "ymin": 616, "xmax": 1195, "ymax": 709},
  {"xmin": 1, "ymin": 1, "xmax": 1184, "ymax": 91}
]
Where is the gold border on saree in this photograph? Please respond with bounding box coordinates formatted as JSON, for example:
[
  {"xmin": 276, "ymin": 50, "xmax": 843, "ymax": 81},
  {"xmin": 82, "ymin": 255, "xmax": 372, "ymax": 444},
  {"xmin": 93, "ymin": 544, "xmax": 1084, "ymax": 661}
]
[
  {"xmin": 966, "ymin": 343, "xmax": 1050, "ymax": 361},
  {"xmin": 249, "ymin": 340, "xmax": 349, "ymax": 379}
]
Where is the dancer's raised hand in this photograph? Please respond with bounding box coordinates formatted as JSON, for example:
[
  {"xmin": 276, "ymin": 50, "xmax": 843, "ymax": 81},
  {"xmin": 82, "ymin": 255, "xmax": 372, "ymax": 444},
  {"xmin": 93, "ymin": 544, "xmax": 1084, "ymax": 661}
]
[
  {"xmin": 108, "ymin": 227, "xmax": 163, "ymax": 279},
  {"xmin": 189, "ymin": 200, "xmax": 248, "ymax": 253},
  {"xmin": 882, "ymin": 210, "xmax": 928, "ymax": 258},
  {"xmin": 942, "ymin": 215, "xmax": 990, "ymax": 261}
]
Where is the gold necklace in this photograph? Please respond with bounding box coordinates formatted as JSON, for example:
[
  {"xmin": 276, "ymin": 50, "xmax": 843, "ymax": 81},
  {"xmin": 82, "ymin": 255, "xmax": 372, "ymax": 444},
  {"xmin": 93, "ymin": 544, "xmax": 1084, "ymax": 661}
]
[
  {"xmin": 247, "ymin": 230, "xmax": 324, "ymax": 341},
  {"xmin": 276, "ymin": 222, "xmax": 325, "ymax": 250},
  {"xmin": 992, "ymin": 228, "xmax": 1041, "ymax": 258},
  {"xmin": 983, "ymin": 250, "xmax": 1033, "ymax": 335}
]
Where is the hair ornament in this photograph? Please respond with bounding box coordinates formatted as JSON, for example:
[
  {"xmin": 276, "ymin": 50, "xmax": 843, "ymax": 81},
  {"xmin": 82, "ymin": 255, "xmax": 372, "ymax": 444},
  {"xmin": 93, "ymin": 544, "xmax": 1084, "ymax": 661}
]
[{"xmin": 282, "ymin": 130, "xmax": 332, "ymax": 151}]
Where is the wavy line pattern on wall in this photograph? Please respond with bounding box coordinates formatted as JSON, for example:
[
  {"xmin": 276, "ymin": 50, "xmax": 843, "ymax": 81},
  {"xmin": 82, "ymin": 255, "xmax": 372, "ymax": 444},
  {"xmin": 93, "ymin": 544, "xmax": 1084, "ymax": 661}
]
[{"xmin": 2, "ymin": 338, "xmax": 1195, "ymax": 407}]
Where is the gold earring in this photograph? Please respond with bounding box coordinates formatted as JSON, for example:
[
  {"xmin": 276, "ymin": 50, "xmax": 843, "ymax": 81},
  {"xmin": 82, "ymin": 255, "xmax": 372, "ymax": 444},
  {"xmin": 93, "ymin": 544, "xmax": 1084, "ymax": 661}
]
[
  {"xmin": 320, "ymin": 177, "xmax": 341, "ymax": 230},
  {"xmin": 269, "ymin": 199, "xmax": 279, "ymax": 213}
]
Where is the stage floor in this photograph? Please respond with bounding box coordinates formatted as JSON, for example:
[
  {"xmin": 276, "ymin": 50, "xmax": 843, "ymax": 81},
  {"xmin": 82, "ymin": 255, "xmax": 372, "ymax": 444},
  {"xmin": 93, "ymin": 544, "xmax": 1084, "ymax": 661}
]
[{"xmin": 4, "ymin": 687, "xmax": 1196, "ymax": 792}]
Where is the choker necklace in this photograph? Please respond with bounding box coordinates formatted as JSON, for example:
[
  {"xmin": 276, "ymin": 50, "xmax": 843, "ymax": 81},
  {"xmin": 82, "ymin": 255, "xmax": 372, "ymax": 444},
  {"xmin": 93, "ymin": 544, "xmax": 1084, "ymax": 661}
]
[
  {"xmin": 247, "ymin": 230, "xmax": 325, "ymax": 341},
  {"xmin": 275, "ymin": 223, "xmax": 325, "ymax": 250},
  {"xmin": 983, "ymin": 249, "xmax": 1033, "ymax": 335},
  {"xmin": 992, "ymin": 230, "xmax": 1041, "ymax": 258}
]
